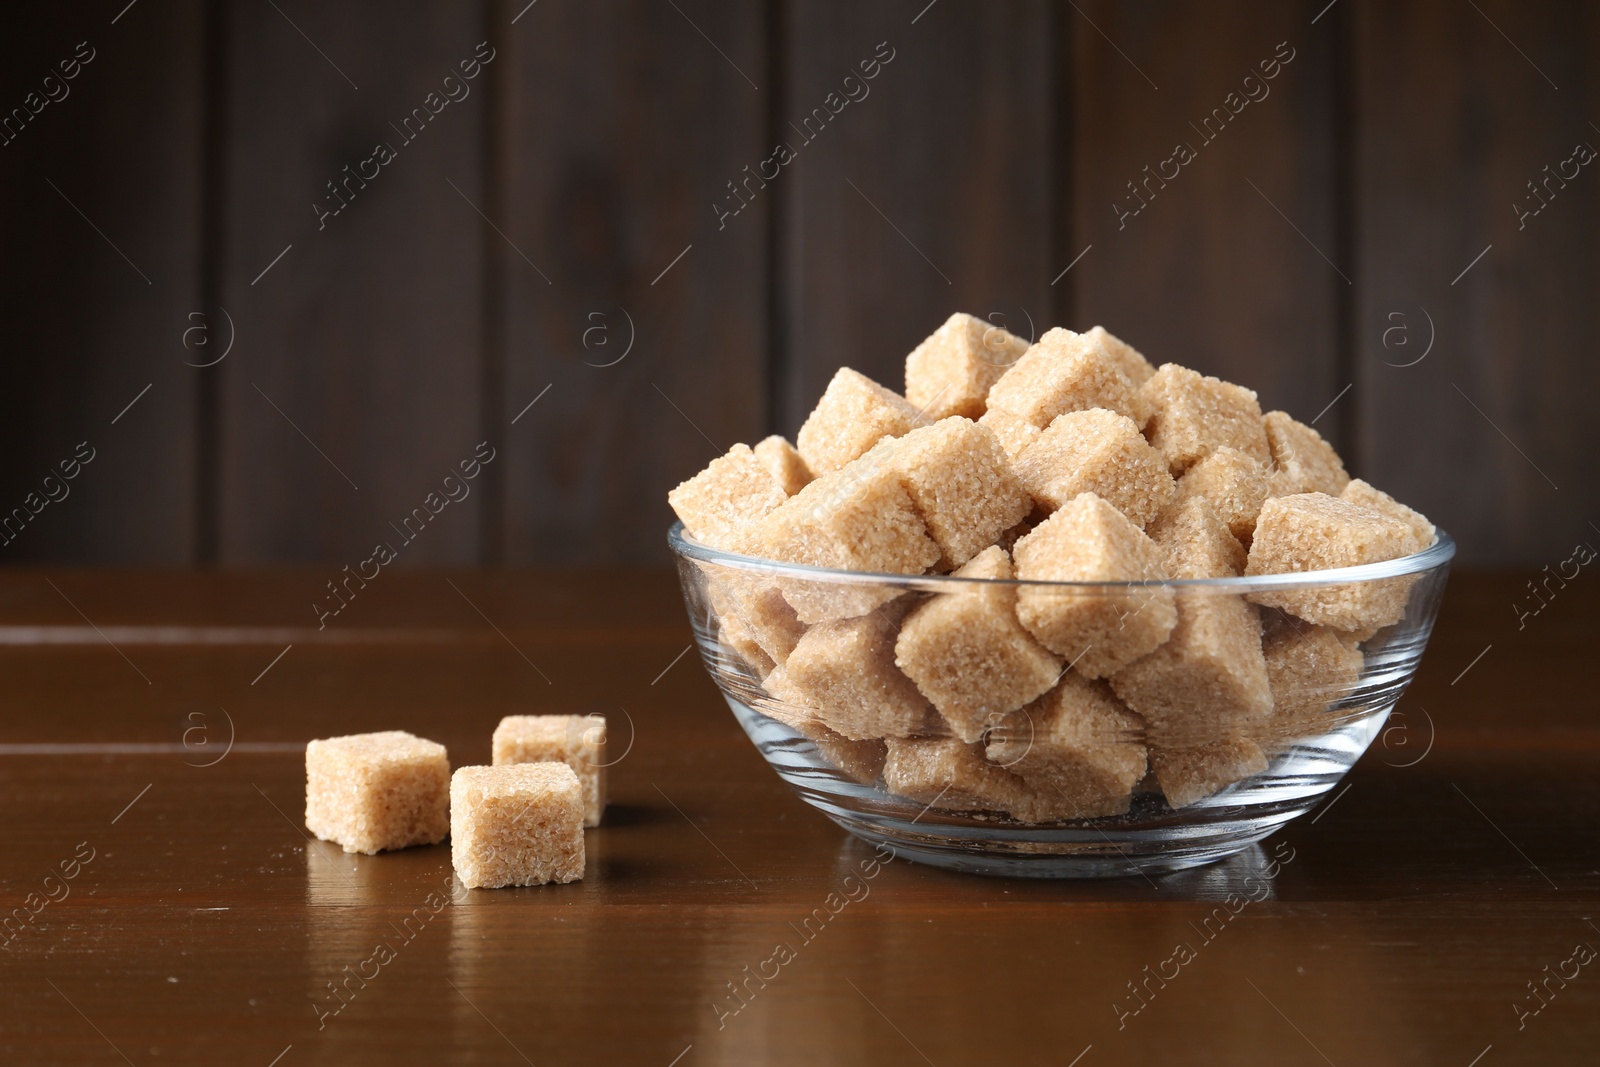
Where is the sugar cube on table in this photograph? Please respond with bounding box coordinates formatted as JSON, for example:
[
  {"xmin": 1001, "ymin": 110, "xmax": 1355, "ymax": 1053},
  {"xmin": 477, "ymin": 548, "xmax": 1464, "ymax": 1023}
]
[
  {"xmin": 1146, "ymin": 496, "xmax": 1247, "ymax": 580},
  {"xmin": 1012, "ymin": 493, "xmax": 1177, "ymax": 678},
  {"xmin": 1264, "ymin": 411, "xmax": 1350, "ymax": 497},
  {"xmin": 752, "ymin": 435, "xmax": 813, "ymax": 496},
  {"xmin": 1012, "ymin": 409, "xmax": 1175, "ymax": 525},
  {"xmin": 1263, "ymin": 621, "xmax": 1365, "ymax": 727},
  {"xmin": 977, "ymin": 408, "xmax": 1042, "ymax": 458},
  {"xmin": 1085, "ymin": 325, "xmax": 1156, "ymax": 387},
  {"xmin": 874, "ymin": 419, "xmax": 1032, "ymax": 569},
  {"xmin": 894, "ymin": 546, "xmax": 1063, "ymax": 743},
  {"xmin": 796, "ymin": 367, "xmax": 924, "ymax": 475},
  {"xmin": 766, "ymin": 607, "xmax": 936, "ymax": 740},
  {"xmin": 984, "ymin": 327, "xmax": 1150, "ymax": 430},
  {"xmin": 492, "ymin": 714, "xmax": 608, "ymax": 827},
  {"xmin": 1149, "ymin": 737, "xmax": 1269, "ymax": 809},
  {"xmin": 305, "ymin": 731, "xmax": 450, "ymax": 855},
  {"xmin": 1340, "ymin": 479, "xmax": 1436, "ymax": 547},
  {"xmin": 903, "ymin": 311, "xmax": 1029, "ymax": 421},
  {"xmin": 1245, "ymin": 493, "xmax": 1423, "ymax": 631},
  {"xmin": 986, "ymin": 674, "xmax": 1148, "ymax": 820},
  {"xmin": 1175, "ymin": 446, "xmax": 1271, "ymax": 542},
  {"xmin": 882, "ymin": 737, "xmax": 1029, "ymax": 815},
  {"xmin": 1140, "ymin": 363, "xmax": 1270, "ymax": 473},
  {"xmin": 450, "ymin": 764, "xmax": 585, "ymax": 889},
  {"xmin": 668, "ymin": 443, "xmax": 787, "ymax": 550}
]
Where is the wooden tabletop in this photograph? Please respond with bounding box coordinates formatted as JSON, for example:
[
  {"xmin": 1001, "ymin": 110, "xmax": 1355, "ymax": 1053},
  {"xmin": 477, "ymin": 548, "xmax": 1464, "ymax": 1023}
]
[{"xmin": 0, "ymin": 568, "xmax": 1594, "ymax": 1065}]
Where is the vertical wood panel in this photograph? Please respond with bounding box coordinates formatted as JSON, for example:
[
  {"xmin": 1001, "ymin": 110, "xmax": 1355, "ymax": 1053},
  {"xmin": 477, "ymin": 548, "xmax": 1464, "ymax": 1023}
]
[
  {"xmin": 780, "ymin": 0, "xmax": 1058, "ymax": 432},
  {"xmin": 1354, "ymin": 0, "xmax": 1600, "ymax": 564},
  {"xmin": 500, "ymin": 0, "xmax": 770, "ymax": 564},
  {"xmin": 0, "ymin": 0, "xmax": 202, "ymax": 563},
  {"xmin": 218, "ymin": 0, "xmax": 489, "ymax": 564},
  {"xmin": 1072, "ymin": 1, "xmax": 1344, "ymax": 445}
]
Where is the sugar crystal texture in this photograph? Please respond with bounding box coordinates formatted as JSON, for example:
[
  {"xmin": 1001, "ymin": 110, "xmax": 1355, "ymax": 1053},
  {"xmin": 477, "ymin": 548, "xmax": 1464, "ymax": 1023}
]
[
  {"xmin": 796, "ymin": 368, "xmax": 923, "ymax": 475},
  {"xmin": 984, "ymin": 328, "xmax": 1150, "ymax": 430},
  {"xmin": 1140, "ymin": 363, "xmax": 1270, "ymax": 472},
  {"xmin": 767, "ymin": 606, "xmax": 936, "ymax": 740},
  {"xmin": 1174, "ymin": 446, "xmax": 1272, "ymax": 542},
  {"xmin": 1013, "ymin": 408, "xmax": 1175, "ymax": 525},
  {"xmin": 492, "ymin": 714, "xmax": 607, "ymax": 827},
  {"xmin": 668, "ymin": 443, "xmax": 787, "ymax": 550},
  {"xmin": 976, "ymin": 408, "xmax": 1042, "ymax": 458},
  {"xmin": 894, "ymin": 546, "xmax": 1062, "ymax": 743},
  {"xmin": 1146, "ymin": 496, "xmax": 1247, "ymax": 580},
  {"xmin": 707, "ymin": 578, "xmax": 805, "ymax": 668},
  {"xmin": 305, "ymin": 731, "xmax": 450, "ymax": 855},
  {"xmin": 450, "ymin": 764, "xmax": 585, "ymax": 889},
  {"xmin": 1085, "ymin": 326, "xmax": 1156, "ymax": 387},
  {"xmin": 882, "ymin": 737, "xmax": 1029, "ymax": 814},
  {"xmin": 1264, "ymin": 411, "xmax": 1349, "ymax": 496},
  {"xmin": 753, "ymin": 435, "xmax": 813, "ymax": 496},
  {"xmin": 789, "ymin": 718, "xmax": 888, "ymax": 785},
  {"xmin": 986, "ymin": 674, "xmax": 1148, "ymax": 819},
  {"xmin": 1340, "ymin": 479, "xmax": 1436, "ymax": 548},
  {"xmin": 1245, "ymin": 493, "xmax": 1421, "ymax": 630},
  {"xmin": 1150, "ymin": 738, "xmax": 1268, "ymax": 809},
  {"xmin": 1012, "ymin": 493, "xmax": 1176, "ymax": 678},
  {"xmin": 904, "ymin": 312, "xmax": 1029, "ymax": 421},
  {"xmin": 1262, "ymin": 622, "xmax": 1365, "ymax": 729}
]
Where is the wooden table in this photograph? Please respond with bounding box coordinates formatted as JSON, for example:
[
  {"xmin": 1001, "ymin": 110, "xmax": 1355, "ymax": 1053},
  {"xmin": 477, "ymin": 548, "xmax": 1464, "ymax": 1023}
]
[{"xmin": 0, "ymin": 569, "xmax": 1594, "ymax": 1065}]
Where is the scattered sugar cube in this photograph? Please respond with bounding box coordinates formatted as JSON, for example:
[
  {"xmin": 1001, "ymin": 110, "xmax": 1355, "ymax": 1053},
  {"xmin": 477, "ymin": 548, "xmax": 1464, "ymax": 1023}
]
[
  {"xmin": 895, "ymin": 546, "xmax": 1063, "ymax": 743},
  {"xmin": 882, "ymin": 737, "xmax": 1028, "ymax": 814},
  {"xmin": 904, "ymin": 312, "xmax": 1029, "ymax": 421},
  {"xmin": 1175, "ymin": 446, "xmax": 1272, "ymax": 542},
  {"xmin": 767, "ymin": 607, "xmax": 936, "ymax": 740},
  {"xmin": 1013, "ymin": 409, "xmax": 1175, "ymax": 526},
  {"xmin": 873, "ymin": 419, "xmax": 1032, "ymax": 569},
  {"xmin": 1146, "ymin": 497, "xmax": 1247, "ymax": 579},
  {"xmin": 986, "ymin": 674, "xmax": 1148, "ymax": 819},
  {"xmin": 1140, "ymin": 364, "xmax": 1270, "ymax": 472},
  {"xmin": 1012, "ymin": 493, "xmax": 1177, "ymax": 678},
  {"xmin": 1341, "ymin": 479, "xmax": 1435, "ymax": 547},
  {"xmin": 305, "ymin": 731, "xmax": 450, "ymax": 855},
  {"xmin": 1264, "ymin": 411, "xmax": 1349, "ymax": 496},
  {"xmin": 984, "ymin": 327, "xmax": 1150, "ymax": 431},
  {"xmin": 1109, "ymin": 594, "xmax": 1273, "ymax": 743},
  {"xmin": 753, "ymin": 435, "xmax": 813, "ymax": 496},
  {"xmin": 1245, "ymin": 493, "xmax": 1421, "ymax": 631},
  {"xmin": 492, "ymin": 715, "xmax": 607, "ymax": 828},
  {"xmin": 977, "ymin": 408, "xmax": 1042, "ymax": 457},
  {"xmin": 668, "ymin": 443, "xmax": 788, "ymax": 550},
  {"xmin": 450, "ymin": 764, "xmax": 585, "ymax": 889},
  {"xmin": 1085, "ymin": 325, "xmax": 1156, "ymax": 387},
  {"xmin": 1150, "ymin": 737, "xmax": 1268, "ymax": 808},
  {"xmin": 1263, "ymin": 622, "xmax": 1364, "ymax": 728},
  {"xmin": 796, "ymin": 367, "xmax": 923, "ymax": 475}
]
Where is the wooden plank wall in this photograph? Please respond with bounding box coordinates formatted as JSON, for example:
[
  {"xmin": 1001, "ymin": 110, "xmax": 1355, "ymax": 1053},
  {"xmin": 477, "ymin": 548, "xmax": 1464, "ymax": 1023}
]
[{"xmin": 0, "ymin": 0, "xmax": 1593, "ymax": 568}]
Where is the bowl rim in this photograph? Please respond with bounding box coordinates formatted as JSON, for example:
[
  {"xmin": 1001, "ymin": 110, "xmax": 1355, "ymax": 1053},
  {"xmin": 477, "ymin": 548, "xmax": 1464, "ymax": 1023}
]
[{"xmin": 667, "ymin": 521, "xmax": 1456, "ymax": 591}]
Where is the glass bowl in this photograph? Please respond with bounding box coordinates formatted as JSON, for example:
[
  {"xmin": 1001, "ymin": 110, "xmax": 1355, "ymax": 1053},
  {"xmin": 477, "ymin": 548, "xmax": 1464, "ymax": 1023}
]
[{"xmin": 669, "ymin": 521, "xmax": 1454, "ymax": 878}]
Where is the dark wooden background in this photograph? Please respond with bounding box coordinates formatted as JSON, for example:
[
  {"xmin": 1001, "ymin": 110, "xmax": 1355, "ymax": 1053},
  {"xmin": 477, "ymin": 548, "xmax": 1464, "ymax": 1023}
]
[{"xmin": 1, "ymin": 0, "xmax": 1594, "ymax": 568}]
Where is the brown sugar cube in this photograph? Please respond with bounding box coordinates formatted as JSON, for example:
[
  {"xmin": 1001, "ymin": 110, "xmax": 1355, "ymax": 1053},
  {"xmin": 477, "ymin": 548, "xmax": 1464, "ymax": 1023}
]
[
  {"xmin": 796, "ymin": 367, "xmax": 923, "ymax": 475},
  {"xmin": 717, "ymin": 606, "xmax": 777, "ymax": 677},
  {"xmin": 1139, "ymin": 364, "xmax": 1270, "ymax": 473},
  {"xmin": 753, "ymin": 435, "xmax": 813, "ymax": 496},
  {"xmin": 1012, "ymin": 493, "xmax": 1177, "ymax": 679},
  {"xmin": 1150, "ymin": 738, "xmax": 1269, "ymax": 809},
  {"xmin": 1146, "ymin": 496, "xmax": 1247, "ymax": 579},
  {"xmin": 767, "ymin": 608, "xmax": 936, "ymax": 740},
  {"xmin": 708, "ymin": 577, "xmax": 805, "ymax": 667},
  {"xmin": 1341, "ymin": 479, "xmax": 1436, "ymax": 548},
  {"xmin": 305, "ymin": 731, "xmax": 450, "ymax": 855},
  {"xmin": 894, "ymin": 546, "xmax": 1063, "ymax": 743},
  {"xmin": 789, "ymin": 718, "xmax": 888, "ymax": 785},
  {"xmin": 986, "ymin": 674, "xmax": 1148, "ymax": 820},
  {"xmin": 882, "ymin": 737, "xmax": 1029, "ymax": 815},
  {"xmin": 1245, "ymin": 494, "xmax": 1422, "ymax": 631},
  {"xmin": 977, "ymin": 408, "xmax": 1042, "ymax": 458},
  {"xmin": 1175, "ymin": 446, "xmax": 1272, "ymax": 542},
  {"xmin": 668, "ymin": 443, "xmax": 787, "ymax": 550},
  {"xmin": 450, "ymin": 764, "xmax": 585, "ymax": 889},
  {"xmin": 1264, "ymin": 411, "xmax": 1350, "ymax": 496},
  {"xmin": 1263, "ymin": 623, "xmax": 1365, "ymax": 729},
  {"xmin": 904, "ymin": 312, "xmax": 1029, "ymax": 421},
  {"xmin": 1013, "ymin": 409, "xmax": 1176, "ymax": 526},
  {"xmin": 984, "ymin": 327, "xmax": 1150, "ymax": 431},
  {"xmin": 492, "ymin": 715, "xmax": 607, "ymax": 828},
  {"xmin": 875, "ymin": 419, "xmax": 1032, "ymax": 569},
  {"xmin": 1085, "ymin": 325, "xmax": 1156, "ymax": 387},
  {"xmin": 1110, "ymin": 594, "xmax": 1273, "ymax": 744}
]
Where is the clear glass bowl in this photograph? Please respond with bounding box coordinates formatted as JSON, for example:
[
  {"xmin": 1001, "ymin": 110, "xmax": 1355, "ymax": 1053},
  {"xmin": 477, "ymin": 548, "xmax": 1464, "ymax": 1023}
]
[{"xmin": 669, "ymin": 521, "xmax": 1455, "ymax": 878}]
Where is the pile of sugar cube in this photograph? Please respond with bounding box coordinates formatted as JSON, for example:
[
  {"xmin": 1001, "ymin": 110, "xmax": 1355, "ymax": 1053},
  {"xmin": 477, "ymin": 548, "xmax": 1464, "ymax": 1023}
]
[
  {"xmin": 669, "ymin": 314, "xmax": 1436, "ymax": 817},
  {"xmin": 303, "ymin": 714, "xmax": 606, "ymax": 887}
]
